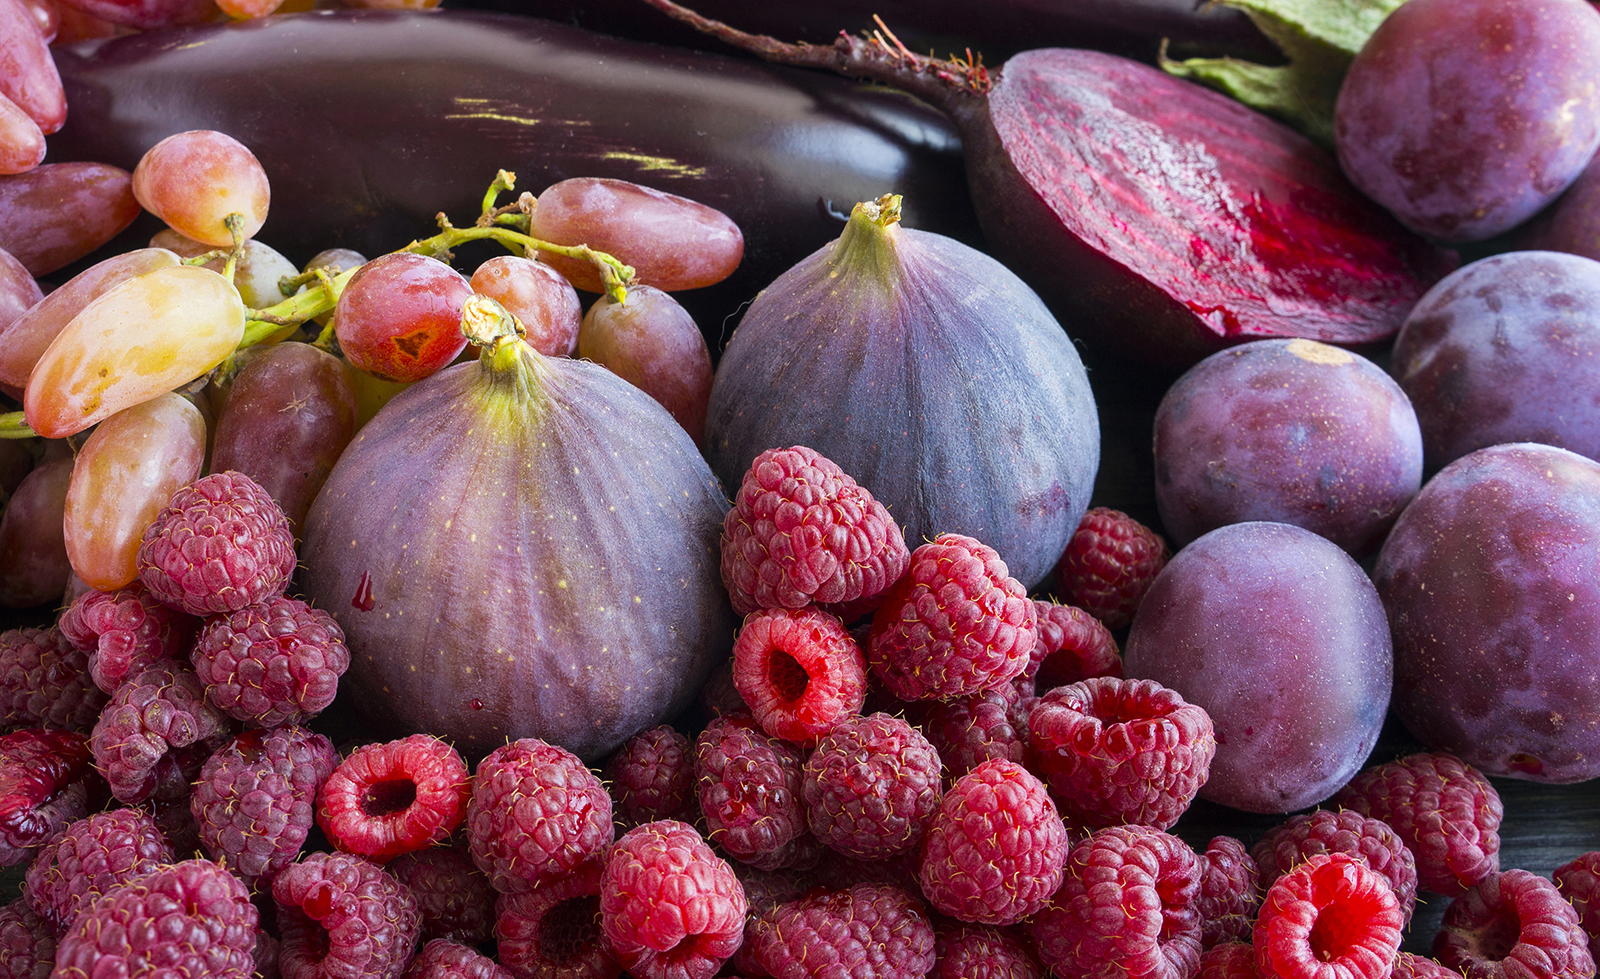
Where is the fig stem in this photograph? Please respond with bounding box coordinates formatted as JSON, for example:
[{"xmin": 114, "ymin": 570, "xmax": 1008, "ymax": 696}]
[{"xmin": 0, "ymin": 412, "xmax": 34, "ymax": 439}]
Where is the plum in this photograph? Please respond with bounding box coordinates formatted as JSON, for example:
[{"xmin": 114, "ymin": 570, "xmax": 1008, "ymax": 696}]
[
  {"xmin": 1153, "ymin": 338, "xmax": 1423, "ymax": 555},
  {"xmin": 1373, "ymin": 442, "xmax": 1600, "ymax": 783},
  {"xmin": 1389, "ymin": 251, "xmax": 1600, "ymax": 474},
  {"xmin": 1123, "ymin": 521, "xmax": 1391, "ymax": 814}
]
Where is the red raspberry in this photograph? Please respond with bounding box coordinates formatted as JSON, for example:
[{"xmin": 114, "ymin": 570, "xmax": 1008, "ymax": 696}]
[
  {"xmin": 1391, "ymin": 953, "xmax": 1467, "ymax": 979},
  {"xmin": 1027, "ymin": 824, "xmax": 1203, "ymax": 979},
  {"xmin": 388, "ymin": 840, "xmax": 497, "ymax": 946},
  {"xmin": 1198, "ymin": 941, "xmax": 1261, "ymax": 979},
  {"xmin": 801, "ymin": 712, "xmax": 943, "ymax": 861},
  {"xmin": 918, "ymin": 758, "xmax": 1068, "ymax": 927},
  {"xmin": 190, "ymin": 726, "xmax": 341, "ymax": 889},
  {"xmin": 868, "ymin": 534, "xmax": 1038, "ymax": 702},
  {"xmin": 274, "ymin": 850, "xmax": 422, "ymax": 979},
  {"xmin": 0, "ymin": 896, "xmax": 56, "ymax": 979},
  {"xmin": 191, "ymin": 595, "xmax": 351, "ymax": 728},
  {"xmin": 0, "ymin": 626, "xmax": 106, "ymax": 733},
  {"xmin": 51, "ymin": 858, "xmax": 259, "ymax": 979},
  {"xmin": 466, "ymin": 738, "xmax": 614, "ymax": 894},
  {"xmin": 698, "ymin": 659, "xmax": 749, "ymax": 718},
  {"xmin": 136, "ymin": 470, "xmax": 298, "ymax": 616},
  {"xmin": 694, "ymin": 714, "xmax": 808, "ymax": 871},
  {"xmin": 600, "ymin": 820, "xmax": 747, "ymax": 979},
  {"xmin": 496, "ymin": 856, "xmax": 619, "ymax": 979},
  {"xmin": 87, "ymin": 661, "xmax": 235, "ymax": 804},
  {"xmin": 720, "ymin": 445, "xmax": 910, "ymax": 616},
  {"xmin": 1253, "ymin": 852, "xmax": 1403, "ymax": 979},
  {"xmin": 1333, "ymin": 751, "xmax": 1502, "ymax": 897},
  {"xmin": 1251, "ymin": 808, "xmax": 1419, "ymax": 927},
  {"xmin": 731, "ymin": 606, "xmax": 867, "ymax": 746},
  {"xmin": 604, "ymin": 724, "xmax": 697, "ymax": 828},
  {"xmin": 1052, "ymin": 506, "xmax": 1169, "ymax": 631},
  {"xmin": 0, "ymin": 728, "xmax": 97, "ymax": 866},
  {"xmin": 742, "ymin": 882, "xmax": 936, "ymax": 979},
  {"xmin": 932, "ymin": 922, "xmax": 1044, "ymax": 979},
  {"xmin": 318, "ymin": 733, "xmax": 470, "ymax": 862},
  {"xmin": 1434, "ymin": 869, "xmax": 1594, "ymax": 979},
  {"xmin": 1556, "ymin": 851, "xmax": 1600, "ymax": 964},
  {"xmin": 57, "ymin": 582, "xmax": 198, "ymax": 695},
  {"xmin": 401, "ymin": 938, "xmax": 514, "ymax": 979},
  {"xmin": 908, "ymin": 683, "xmax": 1029, "ymax": 784},
  {"xmin": 1027, "ymin": 599, "xmax": 1122, "ymax": 690},
  {"xmin": 1027, "ymin": 675, "xmax": 1215, "ymax": 830},
  {"xmin": 23, "ymin": 807, "xmax": 174, "ymax": 936},
  {"xmin": 1197, "ymin": 836, "xmax": 1261, "ymax": 949}
]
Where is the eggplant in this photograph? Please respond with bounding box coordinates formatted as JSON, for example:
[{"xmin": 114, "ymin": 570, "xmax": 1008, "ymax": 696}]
[{"xmin": 45, "ymin": 9, "xmax": 980, "ymax": 345}]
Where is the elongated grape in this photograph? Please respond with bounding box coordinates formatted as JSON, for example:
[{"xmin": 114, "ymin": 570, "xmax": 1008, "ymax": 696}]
[
  {"xmin": 62, "ymin": 392, "xmax": 206, "ymax": 591},
  {"xmin": 0, "ymin": 448, "xmax": 71, "ymax": 608},
  {"xmin": 24, "ymin": 264, "xmax": 245, "ymax": 439},
  {"xmin": 0, "ymin": 243, "xmax": 42, "ymax": 335},
  {"xmin": 132, "ymin": 129, "xmax": 270, "ymax": 246},
  {"xmin": 52, "ymin": 0, "xmax": 216, "ymax": 31},
  {"xmin": 0, "ymin": 248, "xmax": 180, "ymax": 392},
  {"xmin": 150, "ymin": 229, "xmax": 299, "ymax": 309},
  {"xmin": 469, "ymin": 254, "xmax": 581, "ymax": 358},
  {"xmin": 578, "ymin": 285, "xmax": 712, "ymax": 440},
  {"xmin": 0, "ymin": 162, "xmax": 141, "ymax": 276},
  {"xmin": 19, "ymin": 0, "xmax": 57, "ymax": 41},
  {"xmin": 0, "ymin": 0, "xmax": 66, "ymax": 134},
  {"xmin": 0, "ymin": 94, "xmax": 45, "ymax": 176}
]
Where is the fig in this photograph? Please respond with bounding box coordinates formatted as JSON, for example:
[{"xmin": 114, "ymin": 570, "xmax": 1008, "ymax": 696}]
[
  {"xmin": 299, "ymin": 300, "xmax": 736, "ymax": 762},
  {"xmin": 703, "ymin": 195, "xmax": 1099, "ymax": 592}
]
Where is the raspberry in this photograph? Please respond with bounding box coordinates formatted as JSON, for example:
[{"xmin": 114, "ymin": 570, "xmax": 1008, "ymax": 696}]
[
  {"xmin": 599, "ymin": 820, "xmax": 747, "ymax": 979},
  {"xmin": 136, "ymin": 470, "xmax": 298, "ymax": 616},
  {"xmin": 57, "ymin": 581, "xmax": 198, "ymax": 695},
  {"xmin": 0, "ymin": 626, "xmax": 106, "ymax": 733},
  {"xmin": 1433, "ymin": 869, "xmax": 1594, "ymax": 979},
  {"xmin": 742, "ymin": 882, "xmax": 936, "ymax": 979},
  {"xmin": 603, "ymin": 724, "xmax": 697, "ymax": 828},
  {"xmin": 801, "ymin": 712, "xmax": 943, "ymax": 861},
  {"xmin": 1052, "ymin": 506, "xmax": 1169, "ymax": 631},
  {"xmin": 720, "ymin": 445, "xmax": 910, "ymax": 616},
  {"xmin": 908, "ymin": 683, "xmax": 1029, "ymax": 784},
  {"xmin": 1333, "ymin": 751, "xmax": 1502, "ymax": 897},
  {"xmin": 868, "ymin": 534, "xmax": 1037, "ymax": 702},
  {"xmin": 51, "ymin": 858, "xmax": 259, "ymax": 979},
  {"xmin": 1253, "ymin": 852, "xmax": 1403, "ymax": 979},
  {"xmin": 0, "ymin": 728, "xmax": 97, "ymax": 866},
  {"xmin": 1027, "ymin": 675, "xmax": 1215, "ymax": 830},
  {"xmin": 401, "ymin": 938, "xmax": 514, "ymax": 979},
  {"xmin": 694, "ymin": 714, "xmax": 808, "ymax": 871},
  {"xmin": 1027, "ymin": 599, "xmax": 1122, "ymax": 691},
  {"xmin": 1197, "ymin": 836, "xmax": 1261, "ymax": 949},
  {"xmin": 466, "ymin": 738, "xmax": 614, "ymax": 894},
  {"xmin": 918, "ymin": 758, "xmax": 1068, "ymax": 927},
  {"xmin": 1554, "ymin": 851, "xmax": 1600, "ymax": 963},
  {"xmin": 1027, "ymin": 824, "xmax": 1203, "ymax": 979},
  {"xmin": 191, "ymin": 594, "xmax": 351, "ymax": 728},
  {"xmin": 274, "ymin": 850, "xmax": 423, "ymax": 979},
  {"xmin": 1391, "ymin": 953, "xmax": 1467, "ymax": 979},
  {"xmin": 87, "ymin": 661, "xmax": 235, "ymax": 804},
  {"xmin": 932, "ymin": 922, "xmax": 1044, "ymax": 979},
  {"xmin": 23, "ymin": 806, "xmax": 175, "ymax": 936},
  {"xmin": 190, "ymin": 725, "xmax": 341, "ymax": 889},
  {"xmin": 319, "ymin": 734, "xmax": 470, "ymax": 862},
  {"xmin": 496, "ymin": 856, "xmax": 619, "ymax": 979},
  {"xmin": 1251, "ymin": 808, "xmax": 1419, "ymax": 927},
  {"xmin": 698, "ymin": 659, "xmax": 749, "ymax": 718},
  {"xmin": 388, "ymin": 840, "xmax": 497, "ymax": 946},
  {"xmin": 1198, "ymin": 942, "xmax": 1261, "ymax": 979},
  {"xmin": 731, "ymin": 606, "xmax": 868, "ymax": 746},
  {"xmin": 0, "ymin": 896, "xmax": 56, "ymax": 979}
]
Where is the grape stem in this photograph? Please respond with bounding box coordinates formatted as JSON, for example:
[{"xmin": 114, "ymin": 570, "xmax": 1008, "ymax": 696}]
[{"xmin": 0, "ymin": 412, "xmax": 34, "ymax": 440}]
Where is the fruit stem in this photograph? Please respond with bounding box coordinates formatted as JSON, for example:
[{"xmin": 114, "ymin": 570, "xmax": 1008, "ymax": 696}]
[
  {"xmin": 830, "ymin": 195, "xmax": 905, "ymax": 286},
  {"xmin": 0, "ymin": 411, "xmax": 35, "ymax": 439},
  {"xmin": 221, "ymin": 213, "xmax": 247, "ymax": 285},
  {"xmin": 460, "ymin": 293, "xmax": 525, "ymax": 348}
]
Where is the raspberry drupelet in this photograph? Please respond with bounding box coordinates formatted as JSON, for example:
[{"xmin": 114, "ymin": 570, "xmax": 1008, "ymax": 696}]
[
  {"xmin": 88, "ymin": 661, "xmax": 235, "ymax": 805},
  {"xmin": 869, "ymin": 533, "xmax": 1038, "ymax": 702},
  {"xmin": 0, "ymin": 896, "xmax": 56, "ymax": 979},
  {"xmin": 802, "ymin": 711, "xmax": 943, "ymax": 861},
  {"xmin": 0, "ymin": 626, "xmax": 106, "ymax": 733},
  {"xmin": 1251, "ymin": 807, "xmax": 1419, "ymax": 927},
  {"xmin": 388, "ymin": 840, "xmax": 497, "ymax": 946},
  {"xmin": 600, "ymin": 820, "xmax": 747, "ymax": 979},
  {"xmin": 318, "ymin": 733, "xmax": 471, "ymax": 862},
  {"xmin": 23, "ymin": 806, "xmax": 174, "ymax": 936},
  {"xmin": 604, "ymin": 724, "xmax": 697, "ymax": 829},
  {"xmin": 466, "ymin": 738, "xmax": 614, "ymax": 894},
  {"xmin": 1027, "ymin": 599, "xmax": 1123, "ymax": 690},
  {"xmin": 401, "ymin": 938, "xmax": 515, "ymax": 979},
  {"xmin": 1391, "ymin": 953, "xmax": 1467, "ymax": 978},
  {"xmin": 1052, "ymin": 506, "xmax": 1170, "ymax": 631},
  {"xmin": 495, "ymin": 856, "xmax": 619, "ymax": 979},
  {"xmin": 931, "ymin": 922, "xmax": 1045, "ymax": 979},
  {"xmin": 1434, "ymin": 869, "xmax": 1594, "ymax": 979},
  {"xmin": 273, "ymin": 850, "xmax": 423, "ymax": 979},
  {"xmin": 741, "ymin": 882, "xmax": 937, "ymax": 979},
  {"xmin": 0, "ymin": 728, "xmax": 98, "ymax": 868},
  {"xmin": 191, "ymin": 594, "xmax": 351, "ymax": 728},
  {"xmin": 731, "ymin": 605, "xmax": 868, "ymax": 747},
  {"xmin": 57, "ymin": 581, "xmax": 198, "ymax": 695},
  {"xmin": 1253, "ymin": 852, "xmax": 1403, "ymax": 979},
  {"xmin": 1198, "ymin": 941, "xmax": 1262, "ymax": 979},
  {"xmin": 721, "ymin": 445, "xmax": 910, "ymax": 616},
  {"xmin": 908, "ymin": 682, "xmax": 1029, "ymax": 784},
  {"xmin": 694, "ymin": 714, "xmax": 809, "ymax": 871},
  {"xmin": 1555, "ymin": 851, "xmax": 1600, "ymax": 963},
  {"xmin": 1197, "ymin": 835, "xmax": 1262, "ymax": 949}
]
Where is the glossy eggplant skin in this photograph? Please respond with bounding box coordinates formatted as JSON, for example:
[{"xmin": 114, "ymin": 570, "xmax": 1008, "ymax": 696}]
[{"xmin": 47, "ymin": 10, "xmax": 979, "ymax": 345}]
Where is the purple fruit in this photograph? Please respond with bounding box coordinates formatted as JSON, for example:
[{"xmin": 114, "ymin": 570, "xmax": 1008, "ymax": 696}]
[
  {"xmin": 1153, "ymin": 338, "xmax": 1423, "ymax": 555},
  {"xmin": 1390, "ymin": 251, "xmax": 1600, "ymax": 473},
  {"xmin": 1374, "ymin": 442, "xmax": 1600, "ymax": 783},
  {"xmin": 1124, "ymin": 521, "xmax": 1391, "ymax": 814}
]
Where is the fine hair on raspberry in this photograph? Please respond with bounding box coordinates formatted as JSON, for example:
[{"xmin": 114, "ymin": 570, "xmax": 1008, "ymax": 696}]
[
  {"xmin": 600, "ymin": 820, "xmax": 747, "ymax": 979},
  {"xmin": 466, "ymin": 738, "xmax": 614, "ymax": 894},
  {"xmin": 1253, "ymin": 852, "xmax": 1404, "ymax": 979},
  {"xmin": 1433, "ymin": 868, "xmax": 1594, "ymax": 979},
  {"xmin": 731, "ymin": 605, "xmax": 868, "ymax": 747},
  {"xmin": 317, "ymin": 733, "xmax": 471, "ymax": 862}
]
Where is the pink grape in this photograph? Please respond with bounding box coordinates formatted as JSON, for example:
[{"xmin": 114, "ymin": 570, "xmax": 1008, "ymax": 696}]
[
  {"xmin": 0, "ymin": 445, "xmax": 71, "ymax": 608},
  {"xmin": 0, "ymin": 94, "xmax": 45, "ymax": 176},
  {"xmin": 150, "ymin": 228, "xmax": 299, "ymax": 310},
  {"xmin": 0, "ymin": 162, "xmax": 141, "ymax": 276},
  {"xmin": 132, "ymin": 130, "xmax": 271, "ymax": 247},
  {"xmin": 0, "ymin": 0, "xmax": 66, "ymax": 134},
  {"xmin": 19, "ymin": 0, "xmax": 57, "ymax": 40},
  {"xmin": 335, "ymin": 252, "xmax": 471, "ymax": 382},
  {"xmin": 469, "ymin": 254, "xmax": 581, "ymax": 358},
  {"xmin": 578, "ymin": 284, "xmax": 712, "ymax": 440},
  {"xmin": 52, "ymin": 0, "xmax": 216, "ymax": 30}
]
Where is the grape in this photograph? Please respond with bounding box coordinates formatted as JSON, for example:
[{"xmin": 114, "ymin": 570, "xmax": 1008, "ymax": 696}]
[
  {"xmin": 0, "ymin": 0, "xmax": 66, "ymax": 134},
  {"xmin": 345, "ymin": 367, "xmax": 411, "ymax": 430},
  {"xmin": 1152, "ymin": 338, "xmax": 1423, "ymax": 556},
  {"xmin": 211, "ymin": 341, "xmax": 358, "ymax": 535},
  {"xmin": 0, "ymin": 243, "xmax": 43, "ymax": 346},
  {"xmin": 216, "ymin": 0, "xmax": 284, "ymax": 16},
  {"xmin": 150, "ymin": 229, "xmax": 300, "ymax": 310},
  {"xmin": 1334, "ymin": 0, "xmax": 1600, "ymax": 243},
  {"xmin": 530, "ymin": 176, "xmax": 744, "ymax": 293},
  {"xmin": 52, "ymin": 0, "xmax": 217, "ymax": 31},
  {"xmin": 0, "ymin": 248, "xmax": 180, "ymax": 393},
  {"xmin": 0, "ymin": 162, "xmax": 142, "ymax": 276},
  {"xmin": 24, "ymin": 264, "xmax": 246, "ymax": 439},
  {"xmin": 334, "ymin": 252, "xmax": 471, "ymax": 382},
  {"xmin": 303, "ymin": 247, "xmax": 367, "ymax": 277},
  {"xmin": 1391, "ymin": 251, "xmax": 1600, "ymax": 473},
  {"xmin": 131, "ymin": 129, "xmax": 271, "ymax": 247},
  {"xmin": 19, "ymin": 0, "xmax": 57, "ymax": 41},
  {"xmin": 0, "ymin": 447, "xmax": 71, "ymax": 608},
  {"xmin": 578, "ymin": 284, "xmax": 713, "ymax": 440},
  {"xmin": 1123, "ymin": 520, "xmax": 1392, "ymax": 814},
  {"xmin": 0, "ymin": 438, "xmax": 30, "ymax": 503},
  {"xmin": 0, "ymin": 94, "xmax": 45, "ymax": 176},
  {"xmin": 469, "ymin": 254, "xmax": 581, "ymax": 358},
  {"xmin": 61, "ymin": 392, "xmax": 206, "ymax": 591}
]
